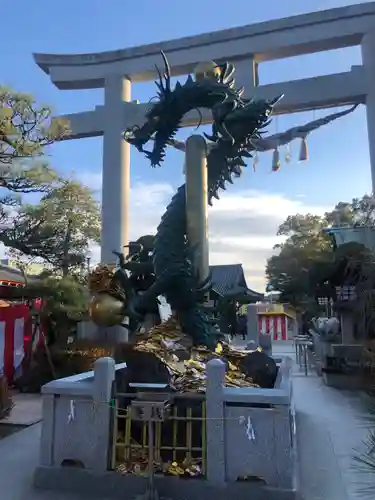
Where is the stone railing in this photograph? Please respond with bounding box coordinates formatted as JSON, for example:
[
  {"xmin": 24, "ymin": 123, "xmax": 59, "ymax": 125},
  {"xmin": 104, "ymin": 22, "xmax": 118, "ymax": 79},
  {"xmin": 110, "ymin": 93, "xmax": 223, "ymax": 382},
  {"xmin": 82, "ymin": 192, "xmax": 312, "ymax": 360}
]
[
  {"xmin": 34, "ymin": 355, "xmax": 296, "ymax": 500},
  {"xmin": 37, "ymin": 359, "xmax": 125, "ymax": 472},
  {"xmin": 218, "ymin": 357, "xmax": 295, "ymax": 490}
]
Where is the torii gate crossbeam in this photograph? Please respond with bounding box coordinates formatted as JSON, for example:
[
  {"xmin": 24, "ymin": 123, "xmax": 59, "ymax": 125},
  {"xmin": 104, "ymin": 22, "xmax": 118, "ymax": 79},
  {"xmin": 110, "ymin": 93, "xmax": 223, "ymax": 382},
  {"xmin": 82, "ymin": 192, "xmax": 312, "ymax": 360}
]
[{"xmin": 32, "ymin": 3, "xmax": 375, "ymax": 264}]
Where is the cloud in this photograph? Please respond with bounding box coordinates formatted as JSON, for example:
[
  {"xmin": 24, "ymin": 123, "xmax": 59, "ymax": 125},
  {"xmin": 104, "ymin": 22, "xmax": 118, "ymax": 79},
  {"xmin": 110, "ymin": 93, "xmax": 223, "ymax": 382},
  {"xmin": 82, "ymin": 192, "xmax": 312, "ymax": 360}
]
[
  {"xmin": 76, "ymin": 171, "xmax": 102, "ymax": 193},
  {"xmin": 80, "ymin": 171, "xmax": 329, "ymax": 292}
]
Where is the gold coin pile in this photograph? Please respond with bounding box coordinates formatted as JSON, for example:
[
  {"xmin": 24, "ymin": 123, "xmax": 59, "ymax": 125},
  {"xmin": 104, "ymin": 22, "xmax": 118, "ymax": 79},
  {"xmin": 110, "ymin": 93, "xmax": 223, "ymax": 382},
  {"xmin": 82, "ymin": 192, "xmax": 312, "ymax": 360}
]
[
  {"xmin": 133, "ymin": 319, "xmax": 184, "ymax": 376},
  {"xmin": 165, "ymin": 458, "xmax": 202, "ymax": 477},
  {"xmin": 88, "ymin": 265, "xmax": 124, "ymax": 298},
  {"xmin": 116, "ymin": 455, "xmax": 202, "ymax": 478},
  {"xmin": 136, "ymin": 316, "xmax": 184, "ymax": 342},
  {"xmin": 115, "ymin": 446, "xmax": 156, "ymax": 475},
  {"xmin": 133, "ymin": 318, "xmax": 259, "ymax": 392},
  {"xmin": 172, "ymin": 360, "xmax": 207, "ymax": 392}
]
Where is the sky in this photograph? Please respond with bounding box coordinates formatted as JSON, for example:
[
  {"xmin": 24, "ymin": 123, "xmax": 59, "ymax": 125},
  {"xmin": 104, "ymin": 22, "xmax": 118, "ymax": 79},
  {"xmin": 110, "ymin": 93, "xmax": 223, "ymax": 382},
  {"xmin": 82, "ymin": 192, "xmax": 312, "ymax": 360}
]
[{"xmin": 2, "ymin": 0, "xmax": 374, "ymax": 291}]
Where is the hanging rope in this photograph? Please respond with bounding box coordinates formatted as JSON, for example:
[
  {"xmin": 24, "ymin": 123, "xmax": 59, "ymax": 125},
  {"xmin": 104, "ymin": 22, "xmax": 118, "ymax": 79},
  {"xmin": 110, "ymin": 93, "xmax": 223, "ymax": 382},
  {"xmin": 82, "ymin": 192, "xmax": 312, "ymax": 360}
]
[
  {"xmin": 298, "ymin": 108, "xmax": 315, "ymax": 162},
  {"xmin": 298, "ymin": 136, "xmax": 308, "ymax": 162},
  {"xmin": 253, "ymin": 150, "xmax": 259, "ymax": 171},
  {"xmin": 272, "ymin": 115, "xmax": 280, "ymax": 171},
  {"xmin": 272, "ymin": 148, "xmax": 280, "ymax": 172},
  {"xmin": 284, "ymin": 143, "xmax": 291, "ymax": 164}
]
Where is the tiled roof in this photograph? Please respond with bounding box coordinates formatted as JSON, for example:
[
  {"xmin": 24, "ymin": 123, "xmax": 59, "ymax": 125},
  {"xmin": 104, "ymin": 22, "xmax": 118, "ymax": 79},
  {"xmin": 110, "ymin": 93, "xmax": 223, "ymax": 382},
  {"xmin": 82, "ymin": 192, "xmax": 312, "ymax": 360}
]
[
  {"xmin": 0, "ymin": 264, "xmax": 40, "ymax": 284},
  {"xmin": 210, "ymin": 264, "xmax": 263, "ymax": 300}
]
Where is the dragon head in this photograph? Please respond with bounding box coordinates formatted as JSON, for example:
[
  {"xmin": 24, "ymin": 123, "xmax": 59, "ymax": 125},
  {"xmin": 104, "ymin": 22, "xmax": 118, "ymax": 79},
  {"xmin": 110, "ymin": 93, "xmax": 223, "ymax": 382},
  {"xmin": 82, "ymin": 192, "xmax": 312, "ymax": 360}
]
[
  {"xmin": 124, "ymin": 51, "xmax": 242, "ymax": 167},
  {"xmin": 124, "ymin": 51, "xmax": 178, "ymax": 166}
]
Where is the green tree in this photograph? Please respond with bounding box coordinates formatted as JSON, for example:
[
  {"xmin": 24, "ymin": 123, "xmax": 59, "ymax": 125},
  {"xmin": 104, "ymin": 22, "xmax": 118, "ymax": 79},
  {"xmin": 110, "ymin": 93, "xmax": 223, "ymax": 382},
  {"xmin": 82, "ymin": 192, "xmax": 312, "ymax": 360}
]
[
  {"xmin": 26, "ymin": 275, "xmax": 90, "ymax": 346},
  {"xmin": 0, "ymin": 180, "xmax": 100, "ymax": 276},
  {"xmin": 325, "ymin": 195, "xmax": 375, "ymax": 228},
  {"xmin": 266, "ymin": 194, "xmax": 375, "ymax": 309},
  {"xmin": 266, "ymin": 244, "xmax": 330, "ymax": 307},
  {"xmin": 267, "ymin": 213, "xmax": 332, "ymax": 303},
  {"xmin": 276, "ymin": 213, "xmax": 329, "ymax": 250},
  {"xmin": 0, "ymin": 86, "xmax": 68, "ymax": 218}
]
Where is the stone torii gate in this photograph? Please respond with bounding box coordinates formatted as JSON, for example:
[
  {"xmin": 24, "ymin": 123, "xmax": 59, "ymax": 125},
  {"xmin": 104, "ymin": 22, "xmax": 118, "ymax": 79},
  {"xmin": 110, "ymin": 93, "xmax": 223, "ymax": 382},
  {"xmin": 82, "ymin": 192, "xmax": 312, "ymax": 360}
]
[{"xmin": 33, "ymin": 3, "xmax": 375, "ymax": 264}]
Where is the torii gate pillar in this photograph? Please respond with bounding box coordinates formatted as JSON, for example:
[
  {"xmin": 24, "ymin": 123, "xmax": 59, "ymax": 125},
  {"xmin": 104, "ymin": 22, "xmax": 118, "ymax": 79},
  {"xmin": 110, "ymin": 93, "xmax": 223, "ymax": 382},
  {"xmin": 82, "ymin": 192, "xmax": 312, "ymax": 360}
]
[
  {"xmin": 362, "ymin": 33, "xmax": 375, "ymax": 193},
  {"xmin": 101, "ymin": 76, "xmax": 131, "ymax": 263}
]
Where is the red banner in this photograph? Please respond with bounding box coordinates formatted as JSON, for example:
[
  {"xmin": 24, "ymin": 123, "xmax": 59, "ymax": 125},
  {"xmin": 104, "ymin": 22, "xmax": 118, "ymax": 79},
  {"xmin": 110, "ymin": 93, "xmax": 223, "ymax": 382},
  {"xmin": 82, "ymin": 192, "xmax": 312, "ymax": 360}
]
[{"xmin": 0, "ymin": 304, "xmax": 42, "ymax": 383}]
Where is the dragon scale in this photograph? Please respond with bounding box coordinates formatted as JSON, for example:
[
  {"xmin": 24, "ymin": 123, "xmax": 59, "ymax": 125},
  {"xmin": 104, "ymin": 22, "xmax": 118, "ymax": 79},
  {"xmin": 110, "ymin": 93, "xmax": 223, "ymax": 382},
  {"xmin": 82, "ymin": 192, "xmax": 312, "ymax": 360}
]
[{"xmin": 125, "ymin": 52, "xmax": 280, "ymax": 348}]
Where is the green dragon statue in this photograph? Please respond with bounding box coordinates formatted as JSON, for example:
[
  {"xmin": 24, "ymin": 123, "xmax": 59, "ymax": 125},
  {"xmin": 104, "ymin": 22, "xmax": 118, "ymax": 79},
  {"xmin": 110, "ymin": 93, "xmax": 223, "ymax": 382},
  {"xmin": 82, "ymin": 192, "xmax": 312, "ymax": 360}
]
[{"xmin": 124, "ymin": 52, "xmax": 281, "ymax": 349}]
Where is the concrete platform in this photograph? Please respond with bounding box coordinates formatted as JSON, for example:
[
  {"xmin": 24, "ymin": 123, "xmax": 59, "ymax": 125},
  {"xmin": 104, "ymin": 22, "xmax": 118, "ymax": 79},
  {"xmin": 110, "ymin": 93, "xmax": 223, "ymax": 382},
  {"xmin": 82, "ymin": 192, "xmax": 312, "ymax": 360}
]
[{"xmin": 0, "ymin": 343, "xmax": 374, "ymax": 499}]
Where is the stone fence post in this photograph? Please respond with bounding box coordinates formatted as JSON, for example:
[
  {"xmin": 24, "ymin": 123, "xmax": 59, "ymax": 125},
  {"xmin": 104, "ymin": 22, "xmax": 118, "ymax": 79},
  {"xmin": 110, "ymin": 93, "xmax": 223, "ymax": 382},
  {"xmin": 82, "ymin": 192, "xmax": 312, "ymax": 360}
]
[
  {"xmin": 206, "ymin": 358, "xmax": 226, "ymax": 486},
  {"xmin": 91, "ymin": 357, "xmax": 116, "ymax": 472}
]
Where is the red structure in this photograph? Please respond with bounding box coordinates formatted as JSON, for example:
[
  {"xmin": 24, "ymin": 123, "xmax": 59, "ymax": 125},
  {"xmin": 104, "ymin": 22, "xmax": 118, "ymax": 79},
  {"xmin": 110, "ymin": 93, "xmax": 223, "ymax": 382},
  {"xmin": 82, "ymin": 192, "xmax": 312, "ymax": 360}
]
[
  {"xmin": 257, "ymin": 304, "xmax": 297, "ymax": 341},
  {"xmin": 0, "ymin": 304, "xmax": 32, "ymax": 383},
  {"xmin": 0, "ymin": 263, "xmax": 32, "ymax": 299},
  {"xmin": 0, "ymin": 264, "xmax": 43, "ymax": 383},
  {"xmin": 258, "ymin": 314, "xmax": 288, "ymax": 341}
]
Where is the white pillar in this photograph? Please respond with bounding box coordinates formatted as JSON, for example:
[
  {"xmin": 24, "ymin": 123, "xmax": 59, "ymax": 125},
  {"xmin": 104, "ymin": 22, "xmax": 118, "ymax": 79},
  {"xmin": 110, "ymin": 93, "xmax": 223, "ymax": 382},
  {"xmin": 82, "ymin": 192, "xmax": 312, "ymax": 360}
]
[
  {"xmin": 101, "ymin": 76, "xmax": 131, "ymax": 264},
  {"xmin": 361, "ymin": 32, "xmax": 375, "ymax": 192},
  {"xmin": 185, "ymin": 135, "xmax": 209, "ymax": 285}
]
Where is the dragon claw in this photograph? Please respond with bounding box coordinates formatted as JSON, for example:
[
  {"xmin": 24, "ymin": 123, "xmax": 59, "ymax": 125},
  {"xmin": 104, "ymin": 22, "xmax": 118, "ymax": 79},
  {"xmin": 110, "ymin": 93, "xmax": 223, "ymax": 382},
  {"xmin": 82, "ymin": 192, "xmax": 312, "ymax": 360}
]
[{"xmin": 203, "ymin": 132, "xmax": 217, "ymax": 142}]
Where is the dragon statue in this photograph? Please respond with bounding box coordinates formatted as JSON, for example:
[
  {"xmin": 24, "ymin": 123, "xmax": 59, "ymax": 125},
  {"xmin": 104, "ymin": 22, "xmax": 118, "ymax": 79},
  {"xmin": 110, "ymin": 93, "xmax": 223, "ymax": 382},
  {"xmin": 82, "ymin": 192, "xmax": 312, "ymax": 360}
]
[
  {"xmin": 120, "ymin": 52, "xmax": 281, "ymax": 349},
  {"xmin": 89, "ymin": 53, "xmax": 358, "ymax": 350}
]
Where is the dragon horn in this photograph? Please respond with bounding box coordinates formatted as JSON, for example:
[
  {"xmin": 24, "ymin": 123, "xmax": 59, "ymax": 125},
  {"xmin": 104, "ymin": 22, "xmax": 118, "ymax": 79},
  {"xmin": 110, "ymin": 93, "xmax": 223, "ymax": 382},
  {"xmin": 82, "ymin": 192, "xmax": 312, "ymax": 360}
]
[
  {"xmin": 154, "ymin": 64, "xmax": 165, "ymax": 94},
  {"xmin": 160, "ymin": 50, "xmax": 171, "ymax": 92},
  {"xmin": 223, "ymin": 63, "xmax": 236, "ymax": 84},
  {"xmin": 270, "ymin": 94, "xmax": 284, "ymax": 106}
]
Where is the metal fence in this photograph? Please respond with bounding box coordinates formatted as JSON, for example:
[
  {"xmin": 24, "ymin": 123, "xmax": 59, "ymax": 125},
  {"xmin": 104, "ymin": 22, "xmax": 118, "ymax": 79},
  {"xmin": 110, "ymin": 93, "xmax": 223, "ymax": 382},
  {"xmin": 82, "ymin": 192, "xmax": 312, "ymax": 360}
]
[{"xmin": 111, "ymin": 392, "xmax": 207, "ymax": 476}]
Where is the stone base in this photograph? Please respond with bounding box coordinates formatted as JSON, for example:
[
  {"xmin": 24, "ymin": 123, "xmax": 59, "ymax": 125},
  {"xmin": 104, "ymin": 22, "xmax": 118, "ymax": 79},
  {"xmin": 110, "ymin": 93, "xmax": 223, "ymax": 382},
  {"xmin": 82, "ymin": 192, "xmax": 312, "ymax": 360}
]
[
  {"xmin": 34, "ymin": 466, "xmax": 298, "ymax": 500},
  {"xmin": 322, "ymin": 372, "xmax": 366, "ymax": 390},
  {"xmin": 314, "ymin": 360, "xmax": 323, "ymax": 377}
]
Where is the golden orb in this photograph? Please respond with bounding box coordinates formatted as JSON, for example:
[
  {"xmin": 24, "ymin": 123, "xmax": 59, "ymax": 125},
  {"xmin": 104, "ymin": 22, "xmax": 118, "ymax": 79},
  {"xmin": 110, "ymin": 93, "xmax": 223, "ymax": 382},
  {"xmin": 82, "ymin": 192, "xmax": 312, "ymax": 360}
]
[
  {"xmin": 89, "ymin": 293, "xmax": 126, "ymax": 327},
  {"xmin": 194, "ymin": 61, "xmax": 221, "ymax": 81}
]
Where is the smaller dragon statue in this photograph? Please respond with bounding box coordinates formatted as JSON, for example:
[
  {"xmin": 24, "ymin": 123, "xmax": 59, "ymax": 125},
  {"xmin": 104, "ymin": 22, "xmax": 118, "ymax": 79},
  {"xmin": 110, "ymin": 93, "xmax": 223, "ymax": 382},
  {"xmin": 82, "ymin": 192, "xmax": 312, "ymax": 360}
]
[{"xmin": 89, "ymin": 236, "xmax": 161, "ymax": 336}]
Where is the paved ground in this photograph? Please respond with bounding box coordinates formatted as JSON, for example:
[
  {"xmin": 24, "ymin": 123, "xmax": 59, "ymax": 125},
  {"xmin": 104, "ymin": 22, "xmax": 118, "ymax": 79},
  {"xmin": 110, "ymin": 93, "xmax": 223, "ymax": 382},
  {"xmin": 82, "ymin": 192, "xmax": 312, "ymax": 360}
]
[
  {"xmin": 3, "ymin": 392, "xmax": 43, "ymax": 426},
  {"xmin": 295, "ymin": 369, "xmax": 375, "ymax": 499},
  {"xmin": 246, "ymin": 340, "xmax": 375, "ymax": 499},
  {"xmin": 284, "ymin": 341, "xmax": 375, "ymax": 500},
  {"xmin": 0, "ymin": 341, "xmax": 374, "ymax": 499}
]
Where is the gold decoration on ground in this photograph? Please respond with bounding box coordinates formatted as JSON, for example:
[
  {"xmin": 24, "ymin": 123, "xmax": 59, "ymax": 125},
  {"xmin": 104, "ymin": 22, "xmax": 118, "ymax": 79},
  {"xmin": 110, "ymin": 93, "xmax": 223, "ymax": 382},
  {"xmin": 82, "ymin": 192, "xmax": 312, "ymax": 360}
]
[
  {"xmin": 133, "ymin": 317, "xmax": 259, "ymax": 392},
  {"xmin": 116, "ymin": 455, "xmax": 203, "ymax": 478},
  {"xmin": 136, "ymin": 316, "xmax": 184, "ymax": 343}
]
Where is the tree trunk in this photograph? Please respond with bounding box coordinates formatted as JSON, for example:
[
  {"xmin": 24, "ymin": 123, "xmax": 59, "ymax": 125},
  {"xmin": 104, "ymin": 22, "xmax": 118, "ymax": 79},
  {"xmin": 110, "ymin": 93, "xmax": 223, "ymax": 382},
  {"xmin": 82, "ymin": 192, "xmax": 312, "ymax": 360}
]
[{"xmin": 62, "ymin": 219, "xmax": 73, "ymax": 277}]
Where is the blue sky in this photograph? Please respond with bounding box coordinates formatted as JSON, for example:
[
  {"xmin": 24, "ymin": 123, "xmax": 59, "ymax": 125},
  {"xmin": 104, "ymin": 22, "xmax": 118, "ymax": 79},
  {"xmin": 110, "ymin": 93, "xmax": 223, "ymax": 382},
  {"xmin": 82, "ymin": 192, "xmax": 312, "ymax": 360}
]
[{"xmin": 2, "ymin": 0, "xmax": 373, "ymax": 290}]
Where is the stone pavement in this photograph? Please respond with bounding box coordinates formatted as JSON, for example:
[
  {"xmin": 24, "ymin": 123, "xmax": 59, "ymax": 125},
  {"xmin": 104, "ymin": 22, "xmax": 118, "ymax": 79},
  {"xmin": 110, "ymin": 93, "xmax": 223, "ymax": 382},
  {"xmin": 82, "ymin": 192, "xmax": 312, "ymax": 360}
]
[
  {"xmin": 0, "ymin": 341, "xmax": 375, "ymax": 499},
  {"xmin": 294, "ymin": 370, "xmax": 374, "ymax": 500},
  {"xmin": 3, "ymin": 392, "xmax": 43, "ymax": 426},
  {"xmin": 241, "ymin": 340, "xmax": 375, "ymax": 499},
  {"xmin": 0, "ymin": 423, "xmax": 85, "ymax": 500}
]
